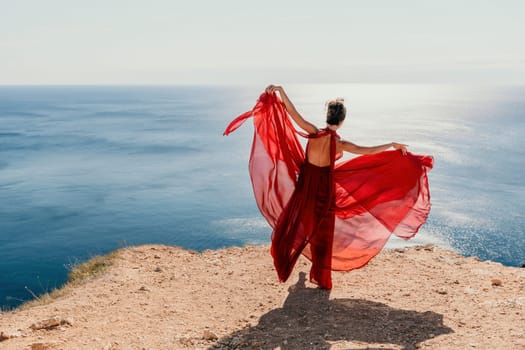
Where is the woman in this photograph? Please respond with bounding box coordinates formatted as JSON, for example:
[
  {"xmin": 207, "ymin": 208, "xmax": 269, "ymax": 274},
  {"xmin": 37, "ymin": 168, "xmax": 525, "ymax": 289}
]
[{"xmin": 224, "ymin": 85, "xmax": 433, "ymax": 289}]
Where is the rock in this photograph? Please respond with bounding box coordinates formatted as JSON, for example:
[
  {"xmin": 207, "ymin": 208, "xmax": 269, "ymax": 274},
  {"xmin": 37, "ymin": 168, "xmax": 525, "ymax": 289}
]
[
  {"xmin": 0, "ymin": 330, "xmax": 22, "ymax": 341},
  {"xmin": 154, "ymin": 267, "xmax": 162, "ymax": 272},
  {"xmin": 203, "ymin": 330, "xmax": 218, "ymax": 341},
  {"xmin": 29, "ymin": 343, "xmax": 53, "ymax": 350},
  {"xmin": 138, "ymin": 286, "xmax": 149, "ymax": 292},
  {"xmin": 415, "ymin": 244, "xmax": 434, "ymax": 252},
  {"xmin": 491, "ymin": 278, "xmax": 503, "ymax": 287},
  {"xmin": 30, "ymin": 318, "xmax": 60, "ymax": 331},
  {"xmin": 102, "ymin": 342, "xmax": 120, "ymax": 350},
  {"xmin": 29, "ymin": 317, "xmax": 71, "ymax": 331},
  {"xmin": 435, "ymin": 289, "xmax": 448, "ymax": 295}
]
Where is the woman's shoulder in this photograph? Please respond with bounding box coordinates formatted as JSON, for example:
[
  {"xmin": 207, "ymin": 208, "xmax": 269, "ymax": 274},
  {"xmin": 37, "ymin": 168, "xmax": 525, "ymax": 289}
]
[{"xmin": 307, "ymin": 127, "xmax": 337, "ymax": 139}]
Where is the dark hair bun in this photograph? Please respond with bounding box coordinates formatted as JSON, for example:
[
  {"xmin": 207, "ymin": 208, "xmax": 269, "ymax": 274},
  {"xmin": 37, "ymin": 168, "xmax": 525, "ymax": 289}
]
[{"xmin": 326, "ymin": 99, "xmax": 347, "ymax": 125}]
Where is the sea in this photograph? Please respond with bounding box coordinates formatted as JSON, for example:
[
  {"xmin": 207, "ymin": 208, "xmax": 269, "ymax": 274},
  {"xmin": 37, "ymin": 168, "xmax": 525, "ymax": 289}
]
[{"xmin": 1, "ymin": 84, "xmax": 524, "ymax": 310}]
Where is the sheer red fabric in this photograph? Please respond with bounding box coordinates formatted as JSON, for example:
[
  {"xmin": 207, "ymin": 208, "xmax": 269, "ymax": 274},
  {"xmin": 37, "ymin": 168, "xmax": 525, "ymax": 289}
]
[{"xmin": 224, "ymin": 92, "xmax": 433, "ymax": 288}]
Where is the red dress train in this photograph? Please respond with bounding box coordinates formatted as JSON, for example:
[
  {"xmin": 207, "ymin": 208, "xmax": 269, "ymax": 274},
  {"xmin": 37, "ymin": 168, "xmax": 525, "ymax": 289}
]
[{"xmin": 224, "ymin": 92, "xmax": 433, "ymax": 289}]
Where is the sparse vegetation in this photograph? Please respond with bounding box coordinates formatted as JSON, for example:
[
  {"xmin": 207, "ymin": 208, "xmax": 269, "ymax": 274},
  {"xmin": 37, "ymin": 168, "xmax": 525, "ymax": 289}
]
[
  {"xmin": 67, "ymin": 251, "xmax": 118, "ymax": 283},
  {"xmin": 15, "ymin": 249, "xmax": 122, "ymax": 311}
]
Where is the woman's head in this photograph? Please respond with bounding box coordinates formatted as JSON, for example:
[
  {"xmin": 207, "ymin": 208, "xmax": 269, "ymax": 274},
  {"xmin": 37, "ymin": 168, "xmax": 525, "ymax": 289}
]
[{"xmin": 326, "ymin": 98, "xmax": 347, "ymax": 126}]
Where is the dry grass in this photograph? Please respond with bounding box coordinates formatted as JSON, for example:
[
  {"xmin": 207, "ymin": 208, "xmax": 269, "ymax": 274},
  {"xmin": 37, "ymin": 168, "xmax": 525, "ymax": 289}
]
[
  {"xmin": 16, "ymin": 249, "xmax": 121, "ymax": 311},
  {"xmin": 67, "ymin": 252, "xmax": 117, "ymax": 283}
]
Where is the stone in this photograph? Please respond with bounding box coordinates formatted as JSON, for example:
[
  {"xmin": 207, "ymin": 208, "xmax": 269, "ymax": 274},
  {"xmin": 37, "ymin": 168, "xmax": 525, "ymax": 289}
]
[
  {"xmin": 203, "ymin": 330, "xmax": 218, "ymax": 341},
  {"xmin": 491, "ymin": 278, "xmax": 503, "ymax": 287},
  {"xmin": 102, "ymin": 342, "xmax": 120, "ymax": 350},
  {"xmin": 0, "ymin": 330, "xmax": 22, "ymax": 341},
  {"xmin": 414, "ymin": 244, "xmax": 434, "ymax": 252},
  {"xmin": 29, "ymin": 343, "xmax": 53, "ymax": 350},
  {"xmin": 29, "ymin": 317, "xmax": 70, "ymax": 331}
]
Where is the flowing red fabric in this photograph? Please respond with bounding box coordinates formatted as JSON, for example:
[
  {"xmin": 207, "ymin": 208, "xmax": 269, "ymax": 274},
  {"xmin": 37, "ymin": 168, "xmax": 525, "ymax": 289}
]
[{"xmin": 224, "ymin": 92, "xmax": 433, "ymax": 289}]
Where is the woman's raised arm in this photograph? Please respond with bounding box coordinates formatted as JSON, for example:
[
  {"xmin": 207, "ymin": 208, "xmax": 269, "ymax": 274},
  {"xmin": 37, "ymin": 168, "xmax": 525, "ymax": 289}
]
[
  {"xmin": 339, "ymin": 140, "xmax": 408, "ymax": 155},
  {"xmin": 266, "ymin": 85, "xmax": 318, "ymax": 135}
]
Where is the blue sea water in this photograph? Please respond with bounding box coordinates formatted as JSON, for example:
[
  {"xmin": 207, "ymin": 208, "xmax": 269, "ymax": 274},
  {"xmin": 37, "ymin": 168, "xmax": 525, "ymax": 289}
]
[{"xmin": 1, "ymin": 84, "xmax": 524, "ymax": 310}]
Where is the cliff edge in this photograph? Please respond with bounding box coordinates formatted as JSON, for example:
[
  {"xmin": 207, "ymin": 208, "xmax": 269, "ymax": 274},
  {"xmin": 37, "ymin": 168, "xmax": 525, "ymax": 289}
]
[{"xmin": 0, "ymin": 244, "xmax": 524, "ymax": 349}]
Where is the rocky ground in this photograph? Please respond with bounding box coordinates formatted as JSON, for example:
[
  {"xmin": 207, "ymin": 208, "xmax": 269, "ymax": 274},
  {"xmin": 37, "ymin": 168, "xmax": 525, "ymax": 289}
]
[{"xmin": 0, "ymin": 244, "xmax": 524, "ymax": 349}]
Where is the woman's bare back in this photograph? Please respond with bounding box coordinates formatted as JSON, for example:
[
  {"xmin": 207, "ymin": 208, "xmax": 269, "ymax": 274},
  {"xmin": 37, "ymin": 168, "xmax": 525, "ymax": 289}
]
[{"xmin": 306, "ymin": 134, "xmax": 333, "ymax": 167}]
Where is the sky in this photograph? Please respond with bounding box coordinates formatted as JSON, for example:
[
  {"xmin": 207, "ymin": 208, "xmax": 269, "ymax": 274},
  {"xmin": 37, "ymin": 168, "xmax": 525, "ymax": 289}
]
[{"xmin": 1, "ymin": 0, "xmax": 524, "ymax": 84}]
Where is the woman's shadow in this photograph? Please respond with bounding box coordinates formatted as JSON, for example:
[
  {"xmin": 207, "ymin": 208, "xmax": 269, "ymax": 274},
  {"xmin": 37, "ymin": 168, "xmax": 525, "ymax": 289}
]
[{"xmin": 210, "ymin": 272, "xmax": 453, "ymax": 350}]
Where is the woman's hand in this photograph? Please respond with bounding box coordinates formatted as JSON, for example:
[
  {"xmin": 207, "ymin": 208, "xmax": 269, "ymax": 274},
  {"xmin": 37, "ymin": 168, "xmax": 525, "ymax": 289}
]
[
  {"xmin": 265, "ymin": 85, "xmax": 283, "ymax": 94},
  {"xmin": 264, "ymin": 84, "xmax": 319, "ymax": 135},
  {"xmin": 392, "ymin": 142, "xmax": 408, "ymax": 155}
]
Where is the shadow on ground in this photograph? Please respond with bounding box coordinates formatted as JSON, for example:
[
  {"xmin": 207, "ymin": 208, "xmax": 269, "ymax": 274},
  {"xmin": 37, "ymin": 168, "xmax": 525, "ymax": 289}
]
[{"xmin": 210, "ymin": 272, "xmax": 453, "ymax": 350}]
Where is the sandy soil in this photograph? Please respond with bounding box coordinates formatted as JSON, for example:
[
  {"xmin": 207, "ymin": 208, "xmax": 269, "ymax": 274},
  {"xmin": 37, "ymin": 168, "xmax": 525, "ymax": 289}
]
[{"xmin": 0, "ymin": 244, "xmax": 524, "ymax": 350}]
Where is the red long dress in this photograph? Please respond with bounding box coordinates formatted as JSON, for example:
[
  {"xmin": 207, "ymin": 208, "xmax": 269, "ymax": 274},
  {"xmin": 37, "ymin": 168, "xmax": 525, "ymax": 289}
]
[{"xmin": 224, "ymin": 92, "xmax": 433, "ymax": 289}]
